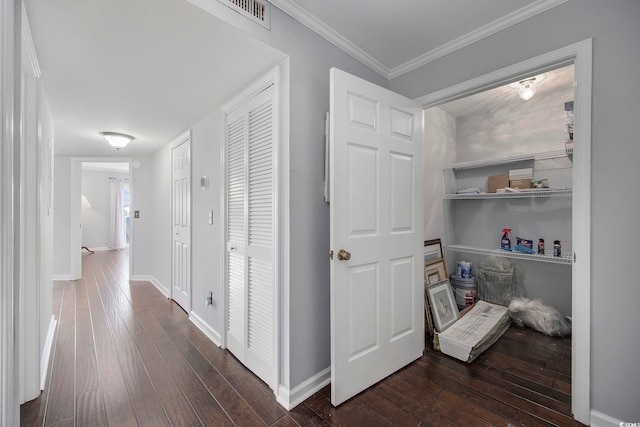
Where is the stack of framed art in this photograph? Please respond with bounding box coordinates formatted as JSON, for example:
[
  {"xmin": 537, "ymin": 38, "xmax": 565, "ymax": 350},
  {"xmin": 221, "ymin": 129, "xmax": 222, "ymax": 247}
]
[{"xmin": 423, "ymin": 239, "xmax": 457, "ymax": 336}]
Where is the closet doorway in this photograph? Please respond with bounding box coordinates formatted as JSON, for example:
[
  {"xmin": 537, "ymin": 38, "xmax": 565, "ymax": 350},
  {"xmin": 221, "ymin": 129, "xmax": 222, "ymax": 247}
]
[{"xmin": 417, "ymin": 40, "xmax": 592, "ymax": 423}]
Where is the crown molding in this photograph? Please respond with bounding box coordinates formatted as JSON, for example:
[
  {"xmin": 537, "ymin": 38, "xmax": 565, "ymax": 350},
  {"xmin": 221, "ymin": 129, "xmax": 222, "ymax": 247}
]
[
  {"xmin": 268, "ymin": 0, "xmax": 389, "ymax": 78},
  {"xmin": 21, "ymin": 3, "xmax": 41, "ymax": 78},
  {"xmin": 389, "ymin": 0, "xmax": 568, "ymax": 79},
  {"xmin": 270, "ymin": 0, "xmax": 568, "ymax": 81}
]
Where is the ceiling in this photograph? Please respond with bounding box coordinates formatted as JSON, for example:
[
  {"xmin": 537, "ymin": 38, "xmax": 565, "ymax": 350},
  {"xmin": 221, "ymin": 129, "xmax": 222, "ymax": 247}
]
[
  {"xmin": 24, "ymin": 0, "xmax": 286, "ymax": 158},
  {"xmin": 24, "ymin": 0, "xmax": 567, "ymax": 158},
  {"xmin": 270, "ymin": 0, "xmax": 566, "ymax": 78},
  {"xmin": 438, "ymin": 64, "xmax": 574, "ymax": 118}
]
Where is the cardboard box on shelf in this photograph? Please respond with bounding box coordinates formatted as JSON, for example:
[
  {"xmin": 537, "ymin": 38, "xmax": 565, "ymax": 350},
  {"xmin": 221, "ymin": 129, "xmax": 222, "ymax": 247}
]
[
  {"xmin": 509, "ymin": 178, "xmax": 532, "ymax": 189},
  {"xmin": 487, "ymin": 175, "xmax": 509, "ymax": 193}
]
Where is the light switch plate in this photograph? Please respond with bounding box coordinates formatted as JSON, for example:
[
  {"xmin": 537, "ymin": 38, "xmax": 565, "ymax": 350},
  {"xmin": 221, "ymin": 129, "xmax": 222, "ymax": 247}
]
[{"xmin": 208, "ymin": 210, "xmax": 214, "ymax": 224}]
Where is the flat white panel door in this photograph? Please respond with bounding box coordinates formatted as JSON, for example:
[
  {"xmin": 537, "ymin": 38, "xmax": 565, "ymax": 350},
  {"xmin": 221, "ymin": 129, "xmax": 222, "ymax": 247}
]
[
  {"xmin": 330, "ymin": 68, "xmax": 423, "ymax": 406},
  {"xmin": 172, "ymin": 138, "xmax": 191, "ymax": 312},
  {"xmin": 225, "ymin": 85, "xmax": 275, "ymax": 389}
]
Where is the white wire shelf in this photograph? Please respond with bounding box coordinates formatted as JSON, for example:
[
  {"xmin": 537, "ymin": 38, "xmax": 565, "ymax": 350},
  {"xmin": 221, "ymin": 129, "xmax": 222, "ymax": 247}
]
[
  {"xmin": 446, "ymin": 148, "xmax": 573, "ymax": 171},
  {"xmin": 445, "ymin": 188, "xmax": 572, "ymax": 200},
  {"xmin": 447, "ymin": 244, "xmax": 572, "ymax": 265}
]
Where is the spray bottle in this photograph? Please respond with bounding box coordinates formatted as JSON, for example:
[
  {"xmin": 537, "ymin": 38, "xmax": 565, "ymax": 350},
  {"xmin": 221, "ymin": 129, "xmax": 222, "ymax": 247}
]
[{"xmin": 501, "ymin": 228, "xmax": 512, "ymax": 250}]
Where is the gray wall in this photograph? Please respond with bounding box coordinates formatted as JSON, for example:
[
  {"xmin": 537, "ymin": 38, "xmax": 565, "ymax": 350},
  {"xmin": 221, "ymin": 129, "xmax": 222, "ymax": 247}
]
[
  {"xmin": 149, "ymin": 146, "xmax": 172, "ymax": 292},
  {"xmin": 389, "ymin": 0, "xmax": 640, "ymax": 421},
  {"xmin": 268, "ymin": 7, "xmax": 388, "ymax": 389},
  {"xmin": 190, "ymin": 111, "xmax": 224, "ymax": 333},
  {"xmin": 129, "ymin": 155, "xmax": 153, "ymax": 278},
  {"xmin": 52, "ymin": 155, "xmax": 71, "ymax": 277}
]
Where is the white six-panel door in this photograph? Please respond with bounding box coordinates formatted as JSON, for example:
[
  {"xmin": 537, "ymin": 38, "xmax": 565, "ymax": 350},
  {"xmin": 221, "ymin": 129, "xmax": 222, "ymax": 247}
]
[
  {"xmin": 330, "ymin": 68, "xmax": 424, "ymax": 405},
  {"xmin": 172, "ymin": 136, "xmax": 191, "ymax": 312},
  {"xmin": 225, "ymin": 85, "xmax": 275, "ymax": 389}
]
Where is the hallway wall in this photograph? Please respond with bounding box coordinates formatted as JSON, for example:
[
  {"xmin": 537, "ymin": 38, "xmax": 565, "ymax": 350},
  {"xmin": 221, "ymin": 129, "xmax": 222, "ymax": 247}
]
[{"xmin": 53, "ymin": 156, "xmax": 71, "ymax": 278}]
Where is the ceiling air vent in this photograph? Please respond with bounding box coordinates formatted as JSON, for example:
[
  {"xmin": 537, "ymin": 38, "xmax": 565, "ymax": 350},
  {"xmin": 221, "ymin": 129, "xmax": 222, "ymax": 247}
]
[{"xmin": 227, "ymin": 0, "xmax": 270, "ymax": 29}]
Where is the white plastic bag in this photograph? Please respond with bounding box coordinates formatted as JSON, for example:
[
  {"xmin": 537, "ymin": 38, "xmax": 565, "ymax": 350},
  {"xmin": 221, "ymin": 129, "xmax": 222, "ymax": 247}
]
[{"xmin": 508, "ymin": 297, "xmax": 571, "ymax": 336}]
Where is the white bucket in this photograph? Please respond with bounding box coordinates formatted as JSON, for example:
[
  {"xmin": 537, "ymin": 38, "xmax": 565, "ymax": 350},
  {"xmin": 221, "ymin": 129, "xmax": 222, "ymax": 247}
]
[{"xmin": 450, "ymin": 275, "xmax": 477, "ymax": 310}]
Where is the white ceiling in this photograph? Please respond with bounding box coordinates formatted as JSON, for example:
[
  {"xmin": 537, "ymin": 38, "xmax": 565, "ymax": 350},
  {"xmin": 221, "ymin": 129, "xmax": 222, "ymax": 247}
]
[
  {"xmin": 24, "ymin": 0, "xmax": 568, "ymax": 158},
  {"xmin": 438, "ymin": 64, "xmax": 574, "ymax": 118},
  {"xmin": 24, "ymin": 0, "xmax": 286, "ymax": 157}
]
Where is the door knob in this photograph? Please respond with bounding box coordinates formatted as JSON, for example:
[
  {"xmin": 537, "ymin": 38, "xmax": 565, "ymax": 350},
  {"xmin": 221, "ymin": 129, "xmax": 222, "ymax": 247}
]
[{"xmin": 337, "ymin": 249, "xmax": 351, "ymax": 261}]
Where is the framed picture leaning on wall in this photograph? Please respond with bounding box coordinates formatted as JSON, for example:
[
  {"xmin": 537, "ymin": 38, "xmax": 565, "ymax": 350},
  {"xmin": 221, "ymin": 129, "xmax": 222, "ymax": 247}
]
[{"xmin": 426, "ymin": 279, "xmax": 459, "ymax": 332}]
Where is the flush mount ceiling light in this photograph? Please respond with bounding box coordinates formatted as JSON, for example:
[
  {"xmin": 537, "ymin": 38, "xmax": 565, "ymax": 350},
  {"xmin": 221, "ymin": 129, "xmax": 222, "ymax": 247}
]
[
  {"xmin": 511, "ymin": 74, "xmax": 546, "ymax": 100},
  {"xmin": 100, "ymin": 131, "xmax": 134, "ymax": 150}
]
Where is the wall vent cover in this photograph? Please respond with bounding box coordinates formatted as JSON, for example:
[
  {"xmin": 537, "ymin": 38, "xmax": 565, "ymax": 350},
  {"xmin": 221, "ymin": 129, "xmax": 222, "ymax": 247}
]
[{"xmin": 226, "ymin": 0, "xmax": 270, "ymax": 29}]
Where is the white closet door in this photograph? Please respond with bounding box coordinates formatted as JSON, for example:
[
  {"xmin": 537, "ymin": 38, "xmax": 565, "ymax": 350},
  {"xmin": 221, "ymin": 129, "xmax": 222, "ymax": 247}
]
[
  {"xmin": 225, "ymin": 85, "xmax": 275, "ymax": 389},
  {"xmin": 172, "ymin": 137, "xmax": 191, "ymax": 312}
]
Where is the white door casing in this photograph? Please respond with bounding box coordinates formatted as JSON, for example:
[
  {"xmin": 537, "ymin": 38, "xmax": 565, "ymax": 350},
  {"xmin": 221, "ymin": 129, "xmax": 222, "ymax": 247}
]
[
  {"xmin": 172, "ymin": 134, "xmax": 191, "ymax": 312},
  {"xmin": 330, "ymin": 68, "xmax": 424, "ymax": 406},
  {"xmin": 225, "ymin": 84, "xmax": 276, "ymax": 389}
]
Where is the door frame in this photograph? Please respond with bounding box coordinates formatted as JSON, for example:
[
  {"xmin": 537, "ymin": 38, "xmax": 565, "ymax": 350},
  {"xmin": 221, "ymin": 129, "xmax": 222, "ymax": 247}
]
[
  {"xmin": 416, "ymin": 39, "xmax": 592, "ymax": 424},
  {"xmin": 220, "ymin": 63, "xmax": 283, "ymax": 396},
  {"xmin": 70, "ymin": 157, "xmax": 133, "ymax": 279},
  {"xmin": 170, "ymin": 130, "xmax": 192, "ymax": 313},
  {"xmin": 1, "ymin": 0, "xmax": 19, "ymax": 423}
]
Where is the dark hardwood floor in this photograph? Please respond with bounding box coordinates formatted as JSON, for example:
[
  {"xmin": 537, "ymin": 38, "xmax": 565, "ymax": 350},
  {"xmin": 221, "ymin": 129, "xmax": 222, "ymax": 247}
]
[{"xmin": 21, "ymin": 250, "xmax": 584, "ymax": 426}]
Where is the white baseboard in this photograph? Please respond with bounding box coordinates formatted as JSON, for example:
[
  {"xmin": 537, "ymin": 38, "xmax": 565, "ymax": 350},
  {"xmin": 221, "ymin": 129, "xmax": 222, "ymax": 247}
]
[
  {"xmin": 590, "ymin": 410, "xmax": 623, "ymax": 427},
  {"xmin": 277, "ymin": 366, "xmax": 331, "ymax": 410},
  {"xmin": 129, "ymin": 275, "xmax": 169, "ymax": 298},
  {"xmin": 40, "ymin": 316, "xmax": 57, "ymax": 390},
  {"xmin": 189, "ymin": 311, "xmax": 222, "ymax": 347},
  {"xmin": 84, "ymin": 246, "xmax": 110, "ymax": 252},
  {"xmin": 52, "ymin": 274, "xmax": 73, "ymax": 281}
]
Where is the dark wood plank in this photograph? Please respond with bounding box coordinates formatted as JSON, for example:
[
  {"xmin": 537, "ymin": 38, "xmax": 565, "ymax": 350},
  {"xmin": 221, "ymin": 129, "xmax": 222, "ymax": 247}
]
[
  {"xmin": 376, "ymin": 365, "xmax": 497, "ymax": 427},
  {"xmin": 178, "ymin": 341, "xmax": 266, "ymax": 426},
  {"xmin": 93, "ymin": 329, "xmax": 128, "ymax": 393},
  {"xmin": 75, "ymin": 344, "xmax": 100, "ymax": 395},
  {"xmin": 44, "ymin": 341, "xmax": 75, "ymax": 425},
  {"xmin": 288, "ymin": 402, "xmax": 330, "ymax": 426},
  {"xmin": 422, "ymin": 350, "xmax": 573, "ymax": 426},
  {"xmin": 117, "ymin": 354, "xmax": 170, "ymax": 425},
  {"xmin": 102, "ymin": 387, "xmax": 137, "ymax": 426},
  {"xmin": 75, "ymin": 389, "xmax": 106, "ymax": 425},
  {"xmin": 225, "ymin": 369, "xmax": 287, "ymax": 425},
  {"xmin": 135, "ymin": 308, "xmax": 177, "ymax": 354},
  {"xmin": 132, "ymin": 333, "xmax": 184, "ymax": 403},
  {"xmin": 162, "ymin": 395, "xmax": 203, "ymax": 427},
  {"xmin": 161, "ymin": 349, "xmax": 235, "ymax": 426}
]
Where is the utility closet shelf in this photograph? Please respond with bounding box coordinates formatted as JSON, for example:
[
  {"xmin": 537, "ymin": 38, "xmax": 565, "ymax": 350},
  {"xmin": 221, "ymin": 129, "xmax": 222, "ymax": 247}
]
[
  {"xmin": 447, "ymin": 148, "xmax": 573, "ymax": 171},
  {"xmin": 445, "ymin": 188, "xmax": 572, "ymax": 200},
  {"xmin": 447, "ymin": 244, "xmax": 572, "ymax": 265}
]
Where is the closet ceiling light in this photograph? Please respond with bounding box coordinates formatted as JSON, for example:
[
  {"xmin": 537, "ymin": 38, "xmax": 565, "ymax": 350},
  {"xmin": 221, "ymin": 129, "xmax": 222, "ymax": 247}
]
[
  {"xmin": 100, "ymin": 131, "xmax": 134, "ymax": 150},
  {"xmin": 514, "ymin": 74, "xmax": 545, "ymax": 101}
]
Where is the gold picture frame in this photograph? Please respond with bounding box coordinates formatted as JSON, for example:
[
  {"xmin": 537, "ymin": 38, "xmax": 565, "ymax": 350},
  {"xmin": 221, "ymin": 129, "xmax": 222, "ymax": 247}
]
[{"xmin": 425, "ymin": 258, "xmax": 447, "ymax": 285}]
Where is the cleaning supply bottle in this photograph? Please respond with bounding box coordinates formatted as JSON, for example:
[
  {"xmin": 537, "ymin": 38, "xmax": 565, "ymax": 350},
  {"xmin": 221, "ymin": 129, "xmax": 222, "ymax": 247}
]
[{"xmin": 501, "ymin": 228, "xmax": 512, "ymax": 250}]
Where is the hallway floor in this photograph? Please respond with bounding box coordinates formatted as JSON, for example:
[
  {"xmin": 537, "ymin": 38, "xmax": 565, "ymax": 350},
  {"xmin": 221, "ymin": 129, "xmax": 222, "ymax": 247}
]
[{"xmin": 21, "ymin": 250, "xmax": 582, "ymax": 426}]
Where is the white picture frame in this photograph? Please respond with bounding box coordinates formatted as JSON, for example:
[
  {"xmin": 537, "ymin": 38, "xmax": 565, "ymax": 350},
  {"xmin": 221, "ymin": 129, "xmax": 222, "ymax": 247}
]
[{"xmin": 426, "ymin": 279, "xmax": 459, "ymax": 332}]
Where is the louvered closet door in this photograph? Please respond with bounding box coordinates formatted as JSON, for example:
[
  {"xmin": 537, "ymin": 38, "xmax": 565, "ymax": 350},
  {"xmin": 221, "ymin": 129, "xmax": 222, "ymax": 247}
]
[{"xmin": 225, "ymin": 85, "xmax": 275, "ymax": 389}]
